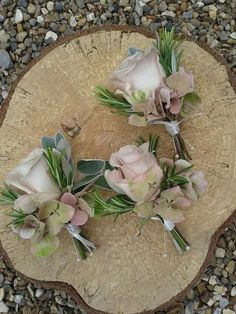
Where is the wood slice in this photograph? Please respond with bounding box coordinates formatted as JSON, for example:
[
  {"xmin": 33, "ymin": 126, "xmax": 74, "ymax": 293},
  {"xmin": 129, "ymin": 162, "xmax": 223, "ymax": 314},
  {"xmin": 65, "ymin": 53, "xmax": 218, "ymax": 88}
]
[{"xmin": 0, "ymin": 26, "xmax": 236, "ymax": 314}]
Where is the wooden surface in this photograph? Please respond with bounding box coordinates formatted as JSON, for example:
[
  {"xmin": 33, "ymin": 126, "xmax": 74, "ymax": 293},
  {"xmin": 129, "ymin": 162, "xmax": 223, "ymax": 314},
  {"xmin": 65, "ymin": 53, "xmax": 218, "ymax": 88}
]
[{"xmin": 0, "ymin": 27, "xmax": 236, "ymax": 314}]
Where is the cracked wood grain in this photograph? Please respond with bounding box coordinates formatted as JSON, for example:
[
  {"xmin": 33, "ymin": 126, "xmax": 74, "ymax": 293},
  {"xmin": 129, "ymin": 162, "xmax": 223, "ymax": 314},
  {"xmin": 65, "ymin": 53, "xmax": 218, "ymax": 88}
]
[{"xmin": 0, "ymin": 26, "xmax": 236, "ymax": 314}]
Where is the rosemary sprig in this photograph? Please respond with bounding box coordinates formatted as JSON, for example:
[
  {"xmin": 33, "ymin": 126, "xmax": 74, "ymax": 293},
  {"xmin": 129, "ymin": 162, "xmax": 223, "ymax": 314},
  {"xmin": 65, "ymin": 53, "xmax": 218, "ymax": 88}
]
[
  {"xmin": 137, "ymin": 134, "xmax": 159, "ymax": 155},
  {"xmin": 0, "ymin": 187, "xmax": 18, "ymax": 206},
  {"xmin": 43, "ymin": 147, "xmax": 69, "ymax": 190},
  {"xmin": 154, "ymin": 27, "xmax": 183, "ymax": 77},
  {"xmin": 160, "ymin": 164, "xmax": 190, "ymax": 191},
  {"xmin": 7, "ymin": 209, "xmax": 27, "ymax": 227},
  {"xmin": 85, "ymin": 190, "xmax": 135, "ymax": 217},
  {"xmin": 94, "ymin": 86, "xmax": 135, "ymax": 115}
]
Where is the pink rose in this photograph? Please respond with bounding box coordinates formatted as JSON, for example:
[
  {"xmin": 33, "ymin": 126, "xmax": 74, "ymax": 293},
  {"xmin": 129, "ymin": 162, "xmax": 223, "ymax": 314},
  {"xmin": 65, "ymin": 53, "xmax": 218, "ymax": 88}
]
[{"xmin": 105, "ymin": 142, "xmax": 163, "ymax": 203}]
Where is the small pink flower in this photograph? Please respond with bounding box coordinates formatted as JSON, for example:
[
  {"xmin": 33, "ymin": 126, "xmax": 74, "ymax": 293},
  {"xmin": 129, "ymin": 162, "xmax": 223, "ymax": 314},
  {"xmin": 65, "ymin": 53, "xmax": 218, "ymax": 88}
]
[{"xmin": 60, "ymin": 192, "xmax": 89, "ymax": 226}]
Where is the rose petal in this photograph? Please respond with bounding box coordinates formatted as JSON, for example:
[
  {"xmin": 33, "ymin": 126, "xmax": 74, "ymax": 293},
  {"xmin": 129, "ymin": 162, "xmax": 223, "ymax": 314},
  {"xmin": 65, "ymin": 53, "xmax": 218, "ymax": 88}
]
[
  {"xmin": 191, "ymin": 171, "xmax": 208, "ymax": 196},
  {"xmin": 19, "ymin": 227, "xmax": 35, "ymax": 239},
  {"xmin": 170, "ymin": 97, "xmax": 181, "ymax": 115},
  {"xmin": 71, "ymin": 209, "xmax": 88, "ymax": 226},
  {"xmin": 166, "ymin": 70, "xmax": 194, "ymax": 97},
  {"xmin": 104, "ymin": 169, "xmax": 125, "ymax": 194}
]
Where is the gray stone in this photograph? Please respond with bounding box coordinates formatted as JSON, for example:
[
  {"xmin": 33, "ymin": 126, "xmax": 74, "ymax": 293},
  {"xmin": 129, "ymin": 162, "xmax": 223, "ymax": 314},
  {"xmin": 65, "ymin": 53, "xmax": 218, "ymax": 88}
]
[
  {"xmin": 231, "ymin": 286, "xmax": 236, "ymax": 296},
  {"xmin": 220, "ymin": 31, "xmax": 228, "ymax": 41},
  {"xmin": 35, "ymin": 288, "xmax": 44, "ymax": 298},
  {"xmin": 76, "ymin": 0, "xmax": 85, "ymax": 9},
  {"xmin": 46, "ymin": 1, "xmax": 54, "ymax": 11},
  {"xmin": 219, "ymin": 297, "xmax": 229, "ymax": 309},
  {"xmin": 16, "ymin": 31, "xmax": 27, "ymax": 43},
  {"xmin": 15, "ymin": 9, "xmax": 24, "ymax": 24},
  {"xmin": 0, "ymin": 302, "xmax": 9, "ymax": 313},
  {"xmin": 226, "ymin": 260, "xmax": 235, "ymax": 273},
  {"xmin": 215, "ymin": 247, "xmax": 225, "ymax": 258},
  {"xmin": 45, "ymin": 31, "xmax": 58, "ymax": 43},
  {"xmin": 27, "ymin": 4, "xmax": 36, "ymax": 15},
  {"xmin": 55, "ymin": 2, "xmax": 64, "ymax": 12},
  {"xmin": 14, "ymin": 294, "xmax": 23, "ymax": 304},
  {"xmin": 2, "ymin": 91, "xmax": 8, "ymax": 100},
  {"xmin": 0, "ymin": 274, "xmax": 4, "ymax": 285},
  {"xmin": 0, "ymin": 49, "xmax": 12, "ymax": 70},
  {"xmin": 0, "ymin": 30, "xmax": 10, "ymax": 49},
  {"xmin": 183, "ymin": 11, "xmax": 193, "ymax": 19},
  {"xmin": 69, "ymin": 16, "xmax": 77, "ymax": 27},
  {"xmin": 0, "ymin": 288, "xmax": 5, "ymax": 301},
  {"xmin": 222, "ymin": 310, "xmax": 235, "ymax": 314},
  {"xmin": 158, "ymin": 1, "xmax": 168, "ymax": 12},
  {"xmin": 230, "ymin": 32, "xmax": 236, "ymax": 40}
]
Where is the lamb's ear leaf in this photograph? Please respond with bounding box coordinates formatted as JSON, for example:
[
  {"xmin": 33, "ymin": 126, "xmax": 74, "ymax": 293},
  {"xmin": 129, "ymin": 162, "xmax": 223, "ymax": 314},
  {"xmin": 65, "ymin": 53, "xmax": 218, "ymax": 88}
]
[
  {"xmin": 94, "ymin": 176, "xmax": 113, "ymax": 191},
  {"xmin": 180, "ymin": 92, "xmax": 201, "ymax": 117},
  {"xmin": 55, "ymin": 132, "xmax": 65, "ymax": 145},
  {"xmin": 73, "ymin": 173, "xmax": 102, "ymax": 193},
  {"xmin": 128, "ymin": 47, "xmax": 140, "ymax": 56},
  {"xmin": 41, "ymin": 137, "xmax": 56, "ymax": 150},
  {"xmin": 77, "ymin": 160, "xmax": 106, "ymax": 175}
]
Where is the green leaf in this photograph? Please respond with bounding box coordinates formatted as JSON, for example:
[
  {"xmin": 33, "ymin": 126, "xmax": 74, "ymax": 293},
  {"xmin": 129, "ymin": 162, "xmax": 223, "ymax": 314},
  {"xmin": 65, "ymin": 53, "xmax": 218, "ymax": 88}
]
[
  {"xmin": 41, "ymin": 136, "xmax": 56, "ymax": 150},
  {"xmin": 55, "ymin": 132, "xmax": 64, "ymax": 145},
  {"xmin": 154, "ymin": 27, "xmax": 183, "ymax": 76},
  {"xmin": 31, "ymin": 234, "xmax": 59, "ymax": 257},
  {"xmin": 128, "ymin": 47, "xmax": 140, "ymax": 56},
  {"xmin": 0, "ymin": 186, "xmax": 18, "ymax": 206},
  {"xmin": 77, "ymin": 159, "xmax": 106, "ymax": 175},
  {"xmin": 95, "ymin": 86, "xmax": 133, "ymax": 115},
  {"xmin": 94, "ymin": 176, "xmax": 113, "ymax": 191},
  {"xmin": 180, "ymin": 92, "xmax": 202, "ymax": 117},
  {"xmin": 73, "ymin": 174, "xmax": 102, "ymax": 192}
]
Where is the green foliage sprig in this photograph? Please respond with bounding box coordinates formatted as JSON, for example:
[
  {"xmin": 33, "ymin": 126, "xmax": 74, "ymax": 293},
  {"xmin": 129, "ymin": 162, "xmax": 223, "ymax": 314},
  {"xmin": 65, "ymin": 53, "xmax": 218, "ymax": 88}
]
[
  {"xmin": 160, "ymin": 163, "xmax": 192, "ymax": 192},
  {"xmin": 95, "ymin": 86, "xmax": 137, "ymax": 116},
  {"xmin": 7, "ymin": 209, "xmax": 27, "ymax": 227},
  {"xmin": 154, "ymin": 27, "xmax": 183, "ymax": 76},
  {"xmin": 137, "ymin": 134, "xmax": 159, "ymax": 156},
  {"xmin": 0, "ymin": 187, "xmax": 18, "ymax": 206}
]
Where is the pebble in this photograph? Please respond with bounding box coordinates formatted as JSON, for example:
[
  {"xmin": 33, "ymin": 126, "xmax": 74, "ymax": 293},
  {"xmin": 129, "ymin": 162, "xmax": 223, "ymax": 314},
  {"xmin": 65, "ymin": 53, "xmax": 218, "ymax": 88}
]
[
  {"xmin": 35, "ymin": 288, "xmax": 44, "ymax": 298},
  {"xmin": 0, "ymin": 301, "xmax": 9, "ymax": 313},
  {"xmin": 219, "ymin": 296, "xmax": 229, "ymax": 309},
  {"xmin": 230, "ymin": 286, "xmax": 236, "ymax": 297},
  {"xmin": 14, "ymin": 9, "xmax": 23, "ymax": 24},
  {"xmin": 222, "ymin": 310, "xmax": 235, "ymax": 314},
  {"xmin": 208, "ymin": 5, "xmax": 217, "ymax": 19},
  {"xmin": 27, "ymin": 4, "xmax": 36, "ymax": 15},
  {"xmin": 226, "ymin": 261, "xmax": 235, "ymax": 274},
  {"xmin": 230, "ymin": 33, "xmax": 236, "ymax": 40},
  {"xmin": 46, "ymin": 1, "xmax": 54, "ymax": 12},
  {"xmin": 0, "ymin": 49, "xmax": 12, "ymax": 70},
  {"xmin": 16, "ymin": 31, "xmax": 27, "ymax": 43},
  {"xmin": 0, "ymin": 274, "xmax": 4, "ymax": 285},
  {"xmin": 69, "ymin": 16, "xmax": 77, "ymax": 28},
  {"xmin": 0, "ymin": 30, "xmax": 10, "ymax": 49},
  {"xmin": 0, "ymin": 288, "xmax": 5, "ymax": 301},
  {"xmin": 215, "ymin": 248, "xmax": 226, "ymax": 258},
  {"xmin": 44, "ymin": 31, "xmax": 58, "ymax": 43}
]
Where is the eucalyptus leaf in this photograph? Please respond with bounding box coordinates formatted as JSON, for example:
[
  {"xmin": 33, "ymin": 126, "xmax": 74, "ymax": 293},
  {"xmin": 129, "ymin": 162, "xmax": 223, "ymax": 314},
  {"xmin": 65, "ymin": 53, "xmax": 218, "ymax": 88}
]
[
  {"xmin": 77, "ymin": 159, "xmax": 106, "ymax": 175},
  {"xmin": 128, "ymin": 47, "xmax": 140, "ymax": 56},
  {"xmin": 180, "ymin": 92, "xmax": 201, "ymax": 117},
  {"xmin": 41, "ymin": 137, "xmax": 56, "ymax": 150}
]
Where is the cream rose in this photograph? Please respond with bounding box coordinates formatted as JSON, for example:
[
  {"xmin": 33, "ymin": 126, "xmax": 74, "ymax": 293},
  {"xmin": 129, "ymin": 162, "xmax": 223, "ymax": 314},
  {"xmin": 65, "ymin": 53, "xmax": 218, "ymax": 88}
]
[{"xmin": 5, "ymin": 148, "xmax": 60, "ymax": 195}]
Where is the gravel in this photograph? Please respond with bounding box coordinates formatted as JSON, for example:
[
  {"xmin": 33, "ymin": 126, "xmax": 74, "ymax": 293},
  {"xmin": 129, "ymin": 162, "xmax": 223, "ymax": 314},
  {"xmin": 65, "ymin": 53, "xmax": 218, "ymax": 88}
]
[{"xmin": 0, "ymin": 0, "xmax": 236, "ymax": 313}]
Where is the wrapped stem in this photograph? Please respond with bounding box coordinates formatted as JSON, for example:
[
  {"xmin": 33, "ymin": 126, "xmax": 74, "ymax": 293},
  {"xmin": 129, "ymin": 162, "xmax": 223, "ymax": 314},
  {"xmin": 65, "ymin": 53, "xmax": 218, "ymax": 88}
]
[
  {"xmin": 174, "ymin": 133, "xmax": 191, "ymax": 161},
  {"xmin": 65, "ymin": 223, "xmax": 96, "ymax": 261},
  {"xmin": 151, "ymin": 216, "xmax": 190, "ymax": 254}
]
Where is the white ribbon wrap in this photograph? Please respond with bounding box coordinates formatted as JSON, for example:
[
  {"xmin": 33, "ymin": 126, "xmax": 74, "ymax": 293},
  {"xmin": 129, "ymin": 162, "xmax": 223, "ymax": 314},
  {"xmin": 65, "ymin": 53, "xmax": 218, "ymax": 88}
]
[
  {"xmin": 66, "ymin": 223, "xmax": 96, "ymax": 253},
  {"xmin": 151, "ymin": 216, "xmax": 175, "ymax": 231},
  {"xmin": 148, "ymin": 120, "xmax": 180, "ymax": 136}
]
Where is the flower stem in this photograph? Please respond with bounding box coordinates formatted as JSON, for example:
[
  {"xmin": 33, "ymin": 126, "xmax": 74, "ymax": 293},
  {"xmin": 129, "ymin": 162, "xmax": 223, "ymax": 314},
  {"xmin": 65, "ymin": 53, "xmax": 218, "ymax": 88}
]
[
  {"xmin": 169, "ymin": 226, "xmax": 190, "ymax": 253},
  {"xmin": 174, "ymin": 134, "xmax": 191, "ymax": 160},
  {"xmin": 72, "ymin": 237, "xmax": 87, "ymax": 260}
]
